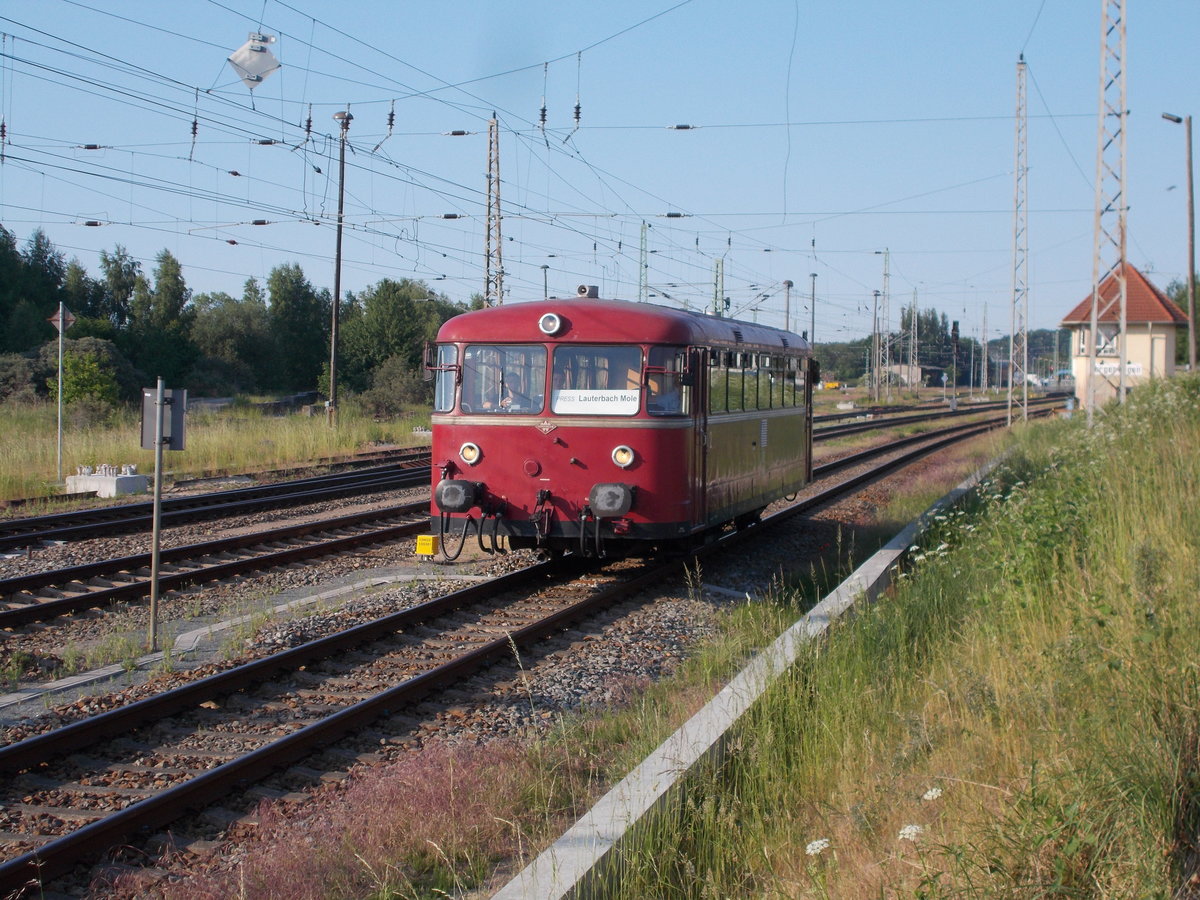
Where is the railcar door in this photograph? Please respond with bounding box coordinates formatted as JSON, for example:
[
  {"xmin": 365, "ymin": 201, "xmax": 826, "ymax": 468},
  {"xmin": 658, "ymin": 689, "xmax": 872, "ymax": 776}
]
[
  {"xmin": 689, "ymin": 346, "xmax": 709, "ymax": 529},
  {"xmin": 806, "ymin": 356, "xmax": 819, "ymax": 480}
]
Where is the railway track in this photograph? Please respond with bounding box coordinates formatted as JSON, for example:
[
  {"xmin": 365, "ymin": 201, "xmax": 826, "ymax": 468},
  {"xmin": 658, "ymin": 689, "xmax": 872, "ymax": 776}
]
[
  {"xmin": 0, "ymin": 501, "xmax": 431, "ymax": 629},
  {"xmin": 813, "ymin": 394, "xmax": 1061, "ymax": 439},
  {"xmin": 0, "ymin": 407, "xmax": 1052, "ymax": 895},
  {"xmin": 0, "ymin": 461, "xmax": 430, "ymax": 554}
]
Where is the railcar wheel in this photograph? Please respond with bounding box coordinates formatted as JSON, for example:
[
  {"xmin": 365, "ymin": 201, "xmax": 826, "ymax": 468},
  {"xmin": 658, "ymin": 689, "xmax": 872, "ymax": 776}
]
[{"xmin": 734, "ymin": 507, "xmax": 765, "ymax": 531}]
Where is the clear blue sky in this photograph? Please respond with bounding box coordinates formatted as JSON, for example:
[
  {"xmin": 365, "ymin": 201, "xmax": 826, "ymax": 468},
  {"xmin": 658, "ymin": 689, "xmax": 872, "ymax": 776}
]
[{"xmin": 0, "ymin": 0, "xmax": 1196, "ymax": 343}]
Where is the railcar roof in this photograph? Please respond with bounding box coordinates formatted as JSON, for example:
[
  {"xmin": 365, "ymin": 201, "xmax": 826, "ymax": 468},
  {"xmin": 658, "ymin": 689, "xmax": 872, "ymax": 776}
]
[{"xmin": 436, "ymin": 297, "xmax": 810, "ymax": 352}]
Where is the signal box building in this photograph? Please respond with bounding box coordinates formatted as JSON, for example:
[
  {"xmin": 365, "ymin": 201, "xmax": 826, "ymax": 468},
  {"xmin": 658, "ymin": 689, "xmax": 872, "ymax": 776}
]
[{"xmin": 1060, "ymin": 263, "xmax": 1189, "ymax": 406}]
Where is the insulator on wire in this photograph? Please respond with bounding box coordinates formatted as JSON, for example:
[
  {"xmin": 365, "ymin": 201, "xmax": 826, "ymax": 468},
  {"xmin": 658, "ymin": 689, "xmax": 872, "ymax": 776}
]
[
  {"xmin": 372, "ymin": 101, "xmax": 396, "ymax": 153},
  {"xmin": 539, "ymin": 62, "xmax": 551, "ymax": 147}
]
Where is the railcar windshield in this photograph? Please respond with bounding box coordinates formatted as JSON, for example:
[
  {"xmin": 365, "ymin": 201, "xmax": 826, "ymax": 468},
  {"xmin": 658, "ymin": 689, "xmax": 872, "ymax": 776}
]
[
  {"xmin": 551, "ymin": 345, "xmax": 642, "ymax": 415},
  {"xmin": 460, "ymin": 344, "xmax": 546, "ymax": 414}
]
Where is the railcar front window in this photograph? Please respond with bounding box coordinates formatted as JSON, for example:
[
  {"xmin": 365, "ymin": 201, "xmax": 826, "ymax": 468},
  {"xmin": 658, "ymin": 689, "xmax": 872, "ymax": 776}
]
[
  {"xmin": 461, "ymin": 344, "xmax": 546, "ymax": 414},
  {"xmin": 552, "ymin": 346, "xmax": 642, "ymax": 415},
  {"xmin": 433, "ymin": 344, "xmax": 458, "ymax": 412}
]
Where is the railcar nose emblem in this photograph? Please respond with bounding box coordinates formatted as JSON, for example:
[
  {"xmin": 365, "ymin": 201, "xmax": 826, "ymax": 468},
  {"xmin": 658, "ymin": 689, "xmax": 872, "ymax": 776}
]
[{"xmin": 536, "ymin": 420, "xmax": 558, "ymax": 434}]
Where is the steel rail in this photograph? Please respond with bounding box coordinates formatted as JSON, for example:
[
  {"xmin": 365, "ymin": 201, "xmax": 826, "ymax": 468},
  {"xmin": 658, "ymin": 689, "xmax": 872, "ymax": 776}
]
[
  {"xmin": 0, "ymin": 467, "xmax": 430, "ymax": 552},
  {"xmin": 814, "ymin": 395, "xmax": 1059, "ymax": 439},
  {"xmin": 0, "ymin": 502, "xmax": 430, "ymax": 629}
]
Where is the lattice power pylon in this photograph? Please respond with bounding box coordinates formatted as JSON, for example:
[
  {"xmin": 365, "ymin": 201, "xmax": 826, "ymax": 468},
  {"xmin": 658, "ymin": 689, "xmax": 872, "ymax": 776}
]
[
  {"xmin": 1086, "ymin": 0, "xmax": 1128, "ymax": 422},
  {"xmin": 1008, "ymin": 55, "xmax": 1030, "ymax": 424},
  {"xmin": 485, "ymin": 117, "xmax": 504, "ymax": 306}
]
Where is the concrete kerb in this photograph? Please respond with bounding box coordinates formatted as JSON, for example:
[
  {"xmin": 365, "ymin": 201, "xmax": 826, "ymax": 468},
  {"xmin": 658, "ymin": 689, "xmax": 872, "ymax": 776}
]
[
  {"xmin": 493, "ymin": 458, "xmax": 1002, "ymax": 900},
  {"xmin": 0, "ymin": 571, "xmax": 493, "ymax": 714}
]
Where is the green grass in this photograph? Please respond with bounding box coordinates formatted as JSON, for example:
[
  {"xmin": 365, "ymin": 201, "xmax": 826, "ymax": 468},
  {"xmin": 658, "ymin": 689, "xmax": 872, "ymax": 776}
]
[
  {"xmin": 0, "ymin": 400, "xmax": 431, "ymax": 502},
  {"xmin": 606, "ymin": 374, "xmax": 1200, "ymax": 897}
]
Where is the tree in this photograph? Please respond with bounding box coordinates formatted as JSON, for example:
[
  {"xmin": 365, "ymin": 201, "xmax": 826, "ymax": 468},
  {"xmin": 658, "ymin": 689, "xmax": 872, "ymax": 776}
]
[
  {"xmin": 63, "ymin": 259, "xmax": 105, "ymax": 320},
  {"xmin": 338, "ymin": 279, "xmax": 462, "ymax": 394},
  {"xmin": 48, "ymin": 350, "xmax": 120, "ymax": 406},
  {"xmin": 359, "ymin": 354, "xmax": 433, "ymax": 417},
  {"xmin": 98, "ymin": 245, "xmax": 141, "ymax": 329},
  {"xmin": 127, "ymin": 250, "xmax": 198, "ymax": 384},
  {"xmin": 6, "ymin": 299, "xmax": 54, "ymax": 354},
  {"xmin": 190, "ymin": 290, "xmax": 274, "ymax": 393},
  {"xmin": 20, "ymin": 228, "xmax": 65, "ymax": 310},
  {"xmin": 38, "ymin": 336, "xmax": 139, "ymax": 405},
  {"xmin": 266, "ymin": 263, "xmax": 328, "ymax": 392}
]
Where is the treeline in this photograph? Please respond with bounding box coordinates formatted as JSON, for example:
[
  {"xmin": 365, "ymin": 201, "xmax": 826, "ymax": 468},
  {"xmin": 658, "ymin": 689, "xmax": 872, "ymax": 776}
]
[{"xmin": 0, "ymin": 225, "xmax": 468, "ymax": 416}]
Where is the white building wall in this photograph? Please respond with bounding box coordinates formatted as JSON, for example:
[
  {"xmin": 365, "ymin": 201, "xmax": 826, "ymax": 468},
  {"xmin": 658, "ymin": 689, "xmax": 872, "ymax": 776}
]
[{"xmin": 1068, "ymin": 323, "xmax": 1179, "ymax": 405}]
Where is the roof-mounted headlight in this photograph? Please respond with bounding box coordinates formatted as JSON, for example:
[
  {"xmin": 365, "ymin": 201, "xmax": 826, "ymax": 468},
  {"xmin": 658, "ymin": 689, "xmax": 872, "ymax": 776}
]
[{"xmin": 538, "ymin": 312, "xmax": 563, "ymax": 335}]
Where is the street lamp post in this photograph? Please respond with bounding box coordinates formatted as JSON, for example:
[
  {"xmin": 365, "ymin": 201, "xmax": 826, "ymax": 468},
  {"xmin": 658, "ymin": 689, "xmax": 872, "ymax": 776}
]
[
  {"xmin": 1163, "ymin": 112, "xmax": 1196, "ymax": 371},
  {"xmin": 328, "ymin": 109, "xmax": 352, "ymax": 427}
]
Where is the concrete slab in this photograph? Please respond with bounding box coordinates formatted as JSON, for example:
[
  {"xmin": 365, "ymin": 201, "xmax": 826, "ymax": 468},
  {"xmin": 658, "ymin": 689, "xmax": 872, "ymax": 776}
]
[{"xmin": 65, "ymin": 474, "xmax": 148, "ymax": 498}]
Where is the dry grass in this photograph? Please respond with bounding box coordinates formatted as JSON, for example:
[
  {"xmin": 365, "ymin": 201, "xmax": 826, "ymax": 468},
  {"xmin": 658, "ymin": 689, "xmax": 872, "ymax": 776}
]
[{"xmin": 0, "ymin": 401, "xmax": 430, "ymax": 502}]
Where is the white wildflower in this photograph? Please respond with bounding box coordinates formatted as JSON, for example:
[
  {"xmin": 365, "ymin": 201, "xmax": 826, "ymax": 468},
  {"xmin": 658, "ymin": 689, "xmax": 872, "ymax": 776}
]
[
  {"xmin": 805, "ymin": 838, "xmax": 831, "ymax": 856},
  {"xmin": 922, "ymin": 787, "xmax": 943, "ymax": 801},
  {"xmin": 898, "ymin": 824, "xmax": 925, "ymax": 842}
]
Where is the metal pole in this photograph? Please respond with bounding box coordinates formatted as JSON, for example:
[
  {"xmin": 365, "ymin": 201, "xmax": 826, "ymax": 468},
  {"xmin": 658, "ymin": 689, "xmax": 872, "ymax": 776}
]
[
  {"xmin": 541, "ymin": 264, "xmax": 549, "ymax": 300},
  {"xmin": 329, "ymin": 110, "xmax": 352, "ymax": 428},
  {"xmin": 809, "ymin": 273, "xmax": 817, "ymax": 345},
  {"xmin": 783, "ymin": 280, "xmax": 793, "ymax": 333},
  {"xmin": 1188, "ymin": 115, "xmax": 1196, "ymax": 371},
  {"xmin": 56, "ymin": 301, "xmax": 64, "ymax": 483},
  {"xmin": 148, "ymin": 376, "xmax": 165, "ymax": 653}
]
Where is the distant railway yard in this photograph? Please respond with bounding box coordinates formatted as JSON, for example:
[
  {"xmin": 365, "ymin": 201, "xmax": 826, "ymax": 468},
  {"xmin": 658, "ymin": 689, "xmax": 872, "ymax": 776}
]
[{"xmin": 0, "ymin": 397, "xmax": 1058, "ymax": 896}]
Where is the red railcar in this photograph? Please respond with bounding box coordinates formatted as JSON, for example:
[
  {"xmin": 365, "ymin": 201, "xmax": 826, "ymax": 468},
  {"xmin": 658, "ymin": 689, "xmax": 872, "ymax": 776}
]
[{"xmin": 427, "ymin": 287, "xmax": 816, "ymax": 558}]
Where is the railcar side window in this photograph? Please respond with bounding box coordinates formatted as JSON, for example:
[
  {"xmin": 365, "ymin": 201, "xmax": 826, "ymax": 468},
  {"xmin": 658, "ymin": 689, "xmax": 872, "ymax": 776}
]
[
  {"xmin": 460, "ymin": 344, "xmax": 546, "ymax": 414},
  {"xmin": 784, "ymin": 358, "xmax": 799, "ymax": 407},
  {"xmin": 708, "ymin": 350, "xmax": 727, "ymax": 413},
  {"xmin": 757, "ymin": 356, "xmax": 774, "ymax": 409},
  {"xmin": 727, "ymin": 352, "xmax": 745, "ymax": 412},
  {"xmin": 647, "ymin": 347, "xmax": 689, "ymax": 416},
  {"xmin": 552, "ymin": 346, "xmax": 642, "ymax": 415},
  {"xmin": 433, "ymin": 344, "xmax": 458, "ymax": 412}
]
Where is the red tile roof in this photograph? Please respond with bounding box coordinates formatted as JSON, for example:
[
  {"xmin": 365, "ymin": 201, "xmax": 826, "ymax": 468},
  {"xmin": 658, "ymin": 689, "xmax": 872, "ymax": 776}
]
[{"xmin": 1061, "ymin": 263, "xmax": 1190, "ymax": 326}]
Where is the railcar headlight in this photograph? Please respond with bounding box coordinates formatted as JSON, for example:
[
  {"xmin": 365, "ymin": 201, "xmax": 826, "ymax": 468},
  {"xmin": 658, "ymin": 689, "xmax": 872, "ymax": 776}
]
[
  {"xmin": 611, "ymin": 445, "xmax": 635, "ymax": 468},
  {"xmin": 459, "ymin": 442, "xmax": 482, "ymax": 465},
  {"xmin": 538, "ymin": 312, "xmax": 563, "ymax": 335}
]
